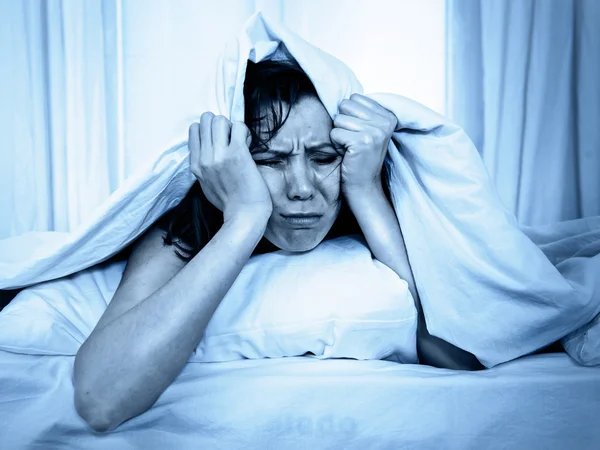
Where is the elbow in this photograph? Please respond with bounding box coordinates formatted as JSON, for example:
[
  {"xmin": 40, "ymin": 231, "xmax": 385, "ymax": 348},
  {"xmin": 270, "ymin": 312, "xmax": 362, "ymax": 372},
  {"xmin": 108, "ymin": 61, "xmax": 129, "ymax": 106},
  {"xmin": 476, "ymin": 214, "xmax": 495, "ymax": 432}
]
[
  {"xmin": 72, "ymin": 346, "xmax": 156, "ymax": 432},
  {"xmin": 73, "ymin": 366, "xmax": 119, "ymax": 432},
  {"xmin": 73, "ymin": 347, "xmax": 120, "ymax": 432},
  {"xmin": 74, "ymin": 389, "xmax": 119, "ymax": 433},
  {"xmin": 81, "ymin": 413, "xmax": 114, "ymax": 433}
]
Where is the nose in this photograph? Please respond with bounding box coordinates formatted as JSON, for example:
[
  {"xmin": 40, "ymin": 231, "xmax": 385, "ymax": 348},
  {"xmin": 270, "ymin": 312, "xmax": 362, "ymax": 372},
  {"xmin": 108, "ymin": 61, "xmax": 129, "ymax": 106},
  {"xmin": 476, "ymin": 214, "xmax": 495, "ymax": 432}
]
[{"xmin": 285, "ymin": 158, "xmax": 315, "ymax": 201}]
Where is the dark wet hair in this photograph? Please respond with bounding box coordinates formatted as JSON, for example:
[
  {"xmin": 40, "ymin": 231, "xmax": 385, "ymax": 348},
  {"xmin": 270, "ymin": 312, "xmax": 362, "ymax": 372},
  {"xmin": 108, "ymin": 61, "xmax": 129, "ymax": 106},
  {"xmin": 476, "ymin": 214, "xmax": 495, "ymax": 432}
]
[
  {"xmin": 245, "ymin": 59, "xmax": 319, "ymax": 151},
  {"xmin": 157, "ymin": 59, "xmax": 388, "ymax": 261}
]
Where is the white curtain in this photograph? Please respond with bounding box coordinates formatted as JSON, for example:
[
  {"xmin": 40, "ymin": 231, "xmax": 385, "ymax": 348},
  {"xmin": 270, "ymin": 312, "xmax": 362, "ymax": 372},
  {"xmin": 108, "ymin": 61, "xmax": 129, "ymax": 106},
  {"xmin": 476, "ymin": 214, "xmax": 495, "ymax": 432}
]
[
  {"xmin": 447, "ymin": 0, "xmax": 600, "ymax": 226},
  {"xmin": 0, "ymin": 0, "xmax": 446, "ymax": 239},
  {"xmin": 0, "ymin": 0, "xmax": 118, "ymax": 238}
]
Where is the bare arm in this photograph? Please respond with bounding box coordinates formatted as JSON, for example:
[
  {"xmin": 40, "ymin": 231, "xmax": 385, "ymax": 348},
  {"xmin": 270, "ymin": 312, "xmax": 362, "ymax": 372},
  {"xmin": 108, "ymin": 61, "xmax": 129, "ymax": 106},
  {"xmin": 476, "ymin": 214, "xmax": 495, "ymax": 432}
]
[
  {"xmin": 74, "ymin": 113, "xmax": 274, "ymax": 431},
  {"xmin": 344, "ymin": 184, "xmax": 418, "ymax": 303},
  {"xmin": 73, "ymin": 213, "xmax": 268, "ymax": 431},
  {"xmin": 346, "ymin": 185, "xmax": 483, "ymax": 370},
  {"xmin": 332, "ymin": 94, "xmax": 482, "ymax": 370}
]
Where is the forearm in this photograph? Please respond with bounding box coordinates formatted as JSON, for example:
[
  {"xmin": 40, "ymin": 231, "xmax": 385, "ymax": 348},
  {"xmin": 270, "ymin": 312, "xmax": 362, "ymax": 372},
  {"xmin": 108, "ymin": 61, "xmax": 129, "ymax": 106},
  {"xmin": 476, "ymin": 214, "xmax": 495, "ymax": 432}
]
[
  {"xmin": 345, "ymin": 184, "xmax": 419, "ymax": 304},
  {"xmin": 346, "ymin": 186, "xmax": 483, "ymax": 369},
  {"xmin": 73, "ymin": 214, "xmax": 267, "ymax": 430}
]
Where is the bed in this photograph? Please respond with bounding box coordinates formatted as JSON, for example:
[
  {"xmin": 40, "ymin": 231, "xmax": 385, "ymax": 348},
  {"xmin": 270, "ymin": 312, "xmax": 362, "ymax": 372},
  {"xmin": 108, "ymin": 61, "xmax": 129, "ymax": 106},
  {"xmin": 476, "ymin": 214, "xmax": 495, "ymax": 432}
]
[
  {"xmin": 1, "ymin": 348, "xmax": 598, "ymax": 449},
  {"xmin": 2, "ymin": 11, "xmax": 600, "ymax": 450}
]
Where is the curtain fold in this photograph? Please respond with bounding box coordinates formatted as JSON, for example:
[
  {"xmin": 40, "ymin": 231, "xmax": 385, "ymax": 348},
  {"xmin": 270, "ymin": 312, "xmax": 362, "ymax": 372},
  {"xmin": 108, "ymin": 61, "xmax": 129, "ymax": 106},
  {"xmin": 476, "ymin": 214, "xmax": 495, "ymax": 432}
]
[
  {"xmin": 447, "ymin": 0, "xmax": 600, "ymax": 226},
  {"xmin": 0, "ymin": 0, "xmax": 116, "ymax": 238},
  {"xmin": 576, "ymin": 0, "xmax": 600, "ymax": 218},
  {"xmin": 445, "ymin": 0, "xmax": 483, "ymax": 153}
]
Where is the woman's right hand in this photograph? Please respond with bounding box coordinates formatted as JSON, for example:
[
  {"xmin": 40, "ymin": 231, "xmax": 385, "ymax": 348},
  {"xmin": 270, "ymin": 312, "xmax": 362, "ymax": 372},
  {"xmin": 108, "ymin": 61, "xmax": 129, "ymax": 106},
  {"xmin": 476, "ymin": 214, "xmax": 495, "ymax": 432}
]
[{"xmin": 189, "ymin": 113, "xmax": 273, "ymax": 223}]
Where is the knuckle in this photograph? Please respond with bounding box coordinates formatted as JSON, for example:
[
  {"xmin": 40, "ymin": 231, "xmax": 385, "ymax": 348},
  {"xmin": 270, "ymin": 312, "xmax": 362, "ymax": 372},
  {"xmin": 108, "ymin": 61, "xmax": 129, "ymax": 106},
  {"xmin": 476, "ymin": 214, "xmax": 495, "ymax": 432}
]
[
  {"xmin": 197, "ymin": 153, "xmax": 211, "ymax": 168},
  {"xmin": 374, "ymin": 133, "xmax": 384, "ymax": 144},
  {"xmin": 195, "ymin": 162, "xmax": 207, "ymax": 174},
  {"xmin": 373, "ymin": 128, "xmax": 386, "ymax": 140},
  {"xmin": 361, "ymin": 133, "xmax": 374, "ymax": 146},
  {"xmin": 199, "ymin": 152, "xmax": 213, "ymax": 165},
  {"xmin": 190, "ymin": 164, "xmax": 202, "ymax": 178},
  {"xmin": 211, "ymin": 152, "xmax": 228, "ymax": 167}
]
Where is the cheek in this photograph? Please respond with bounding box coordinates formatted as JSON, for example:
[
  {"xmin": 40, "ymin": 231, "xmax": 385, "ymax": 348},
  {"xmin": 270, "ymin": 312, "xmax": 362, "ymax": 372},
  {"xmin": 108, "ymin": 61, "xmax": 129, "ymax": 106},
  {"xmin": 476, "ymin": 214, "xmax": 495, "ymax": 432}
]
[
  {"xmin": 316, "ymin": 165, "xmax": 341, "ymax": 201},
  {"xmin": 257, "ymin": 168, "xmax": 284, "ymax": 200}
]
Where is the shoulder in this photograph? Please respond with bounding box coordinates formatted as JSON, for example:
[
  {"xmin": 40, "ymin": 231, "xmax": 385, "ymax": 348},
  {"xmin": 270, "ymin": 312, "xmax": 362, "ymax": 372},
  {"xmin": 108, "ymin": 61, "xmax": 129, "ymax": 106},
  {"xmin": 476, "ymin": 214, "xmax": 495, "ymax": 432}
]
[
  {"xmin": 92, "ymin": 223, "xmax": 187, "ymax": 332},
  {"xmin": 124, "ymin": 224, "xmax": 188, "ymax": 279}
]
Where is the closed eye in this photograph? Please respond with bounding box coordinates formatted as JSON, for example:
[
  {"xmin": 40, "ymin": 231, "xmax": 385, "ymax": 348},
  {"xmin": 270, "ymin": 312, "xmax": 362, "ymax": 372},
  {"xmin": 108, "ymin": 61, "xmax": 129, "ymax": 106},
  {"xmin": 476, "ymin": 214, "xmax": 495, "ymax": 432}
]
[
  {"xmin": 255, "ymin": 159, "xmax": 283, "ymax": 167},
  {"xmin": 312, "ymin": 155, "xmax": 339, "ymax": 165}
]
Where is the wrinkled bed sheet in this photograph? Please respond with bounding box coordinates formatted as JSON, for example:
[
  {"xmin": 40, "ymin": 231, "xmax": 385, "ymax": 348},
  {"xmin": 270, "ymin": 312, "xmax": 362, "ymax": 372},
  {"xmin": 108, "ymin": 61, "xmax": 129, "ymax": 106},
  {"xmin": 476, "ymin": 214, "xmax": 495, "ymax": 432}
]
[{"xmin": 0, "ymin": 351, "xmax": 598, "ymax": 449}]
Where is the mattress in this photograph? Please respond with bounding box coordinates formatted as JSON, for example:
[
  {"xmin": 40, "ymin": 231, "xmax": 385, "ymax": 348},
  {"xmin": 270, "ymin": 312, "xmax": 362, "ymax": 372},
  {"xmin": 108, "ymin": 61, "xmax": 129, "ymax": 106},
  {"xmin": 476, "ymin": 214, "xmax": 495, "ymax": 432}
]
[{"xmin": 1, "ymin": 350, "xmax": 598, "ymax": 449}]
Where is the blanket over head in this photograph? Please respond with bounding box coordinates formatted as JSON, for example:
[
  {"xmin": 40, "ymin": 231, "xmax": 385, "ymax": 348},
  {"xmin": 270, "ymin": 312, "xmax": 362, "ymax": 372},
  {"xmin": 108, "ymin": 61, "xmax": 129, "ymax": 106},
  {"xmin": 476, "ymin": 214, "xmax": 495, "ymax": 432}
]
[{"xmin": 1, "ymin": 12, "xmax": 599, "ymax": 368}]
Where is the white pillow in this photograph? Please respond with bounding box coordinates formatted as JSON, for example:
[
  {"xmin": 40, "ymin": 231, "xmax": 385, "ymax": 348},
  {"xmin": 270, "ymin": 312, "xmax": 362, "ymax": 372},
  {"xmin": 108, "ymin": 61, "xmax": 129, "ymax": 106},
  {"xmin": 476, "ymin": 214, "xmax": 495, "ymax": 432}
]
[
  {"xmin": 0, "ymin": 260, "xmax": 123, "ymax": 356},
  {"xmin": 193, "ymin": 235, "xmax": 418, "ymax": 363},
  {"xmin": 0, "ymin": 235, "xmax": 418, "ymax": 363}
]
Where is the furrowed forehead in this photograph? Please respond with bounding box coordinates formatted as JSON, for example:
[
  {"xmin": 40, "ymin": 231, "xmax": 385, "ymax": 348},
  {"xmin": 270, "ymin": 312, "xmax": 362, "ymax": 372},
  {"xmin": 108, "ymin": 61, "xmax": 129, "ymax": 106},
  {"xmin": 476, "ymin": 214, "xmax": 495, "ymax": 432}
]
[{"xmin": 251, "ymin": 142, "xmax": 338, "ymax": 156}]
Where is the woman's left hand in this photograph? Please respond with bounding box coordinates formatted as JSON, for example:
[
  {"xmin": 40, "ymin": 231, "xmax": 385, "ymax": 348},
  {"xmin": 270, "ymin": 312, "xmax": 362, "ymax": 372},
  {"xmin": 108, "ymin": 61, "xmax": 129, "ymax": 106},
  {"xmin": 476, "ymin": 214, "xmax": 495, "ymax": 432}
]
[{"xmin": 330, "ymin": 93, "xmax": 397, "ymax": 196}]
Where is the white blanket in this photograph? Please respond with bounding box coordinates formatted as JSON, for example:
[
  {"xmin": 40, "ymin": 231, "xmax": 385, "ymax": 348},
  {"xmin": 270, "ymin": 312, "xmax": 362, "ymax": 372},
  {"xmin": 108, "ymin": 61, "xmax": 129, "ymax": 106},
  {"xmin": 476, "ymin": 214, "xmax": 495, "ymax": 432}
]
[
  {"xmin": 1, "ymin": 12, "xmax": 600, "ymax": 368},
  {"xmin": 1, "ymin": 351, "xmax": 599, "ymax": 449}
]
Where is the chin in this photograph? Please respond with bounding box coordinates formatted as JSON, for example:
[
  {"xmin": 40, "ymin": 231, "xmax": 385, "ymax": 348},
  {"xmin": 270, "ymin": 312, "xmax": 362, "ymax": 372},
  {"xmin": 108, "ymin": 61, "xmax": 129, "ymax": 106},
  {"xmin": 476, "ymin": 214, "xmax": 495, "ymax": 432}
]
[
  {"xmin": 279, "ymin": 241, "xmax": 322, "ymax": 253},
  {"xmin": 266, "ymin": 231, "xmax": 329, "ymax": 253}
]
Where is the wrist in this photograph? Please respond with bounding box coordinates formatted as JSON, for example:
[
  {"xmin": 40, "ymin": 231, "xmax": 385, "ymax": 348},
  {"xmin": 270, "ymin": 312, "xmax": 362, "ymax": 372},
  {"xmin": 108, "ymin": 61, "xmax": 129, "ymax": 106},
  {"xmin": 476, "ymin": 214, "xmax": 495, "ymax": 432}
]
[
  {"xmin": 343, "ymin": 178, "xmax": 385, "ymax": 204},
  {"xmin": 224, "ymin": 202, "xmax": 272, "ymax": 223},
  {"xmin": 223, "ymin": 207, "xmax": 271, "ymax": 233},
  {"xmin": 218, "ymin": 215, "xmax": 269, "ymax": 253}
]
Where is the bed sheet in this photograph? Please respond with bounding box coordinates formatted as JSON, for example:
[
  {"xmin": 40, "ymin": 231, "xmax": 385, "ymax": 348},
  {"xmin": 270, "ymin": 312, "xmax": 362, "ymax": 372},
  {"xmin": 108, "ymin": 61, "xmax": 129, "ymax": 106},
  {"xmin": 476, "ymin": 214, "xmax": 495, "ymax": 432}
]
[{"xmin": 0, "ymin": 351, "xmax": 598, "ymax": 449}]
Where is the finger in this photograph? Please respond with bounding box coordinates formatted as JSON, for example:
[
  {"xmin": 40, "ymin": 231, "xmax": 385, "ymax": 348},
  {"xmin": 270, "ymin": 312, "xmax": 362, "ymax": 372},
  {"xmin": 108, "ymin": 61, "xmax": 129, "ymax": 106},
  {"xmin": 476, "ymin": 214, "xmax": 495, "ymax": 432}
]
[
  {"xmin": 200, "ymin": 112, "xmax": 214, "ymax": 148},
  {"xmin": 212, "ymin": 116, "xmax": 231, "ymax": 149},
  {"xmin": 333, "ymin": 113, "xmax": 365, "ymax": 132},
  {"xmin": 338, "ymin": 98, "xmax": 372, "ymax": 121},
  {"xmin": 188, "ymin": 123, "xmax": 202, "ymax": 177},
  {"xmin": 188, "ymin": 122, "xmax": 201, "ymax": 159},
  {"xmin": 330, "ymin": 127, "xmax": 357, "ymax": 150},
  {"xmin": 230, "ymin": 121, "xmax": 251, "ymax": 149},
  {"xmin": 349, "ymin": 93, "xmax": 394, "ymax": 120}
]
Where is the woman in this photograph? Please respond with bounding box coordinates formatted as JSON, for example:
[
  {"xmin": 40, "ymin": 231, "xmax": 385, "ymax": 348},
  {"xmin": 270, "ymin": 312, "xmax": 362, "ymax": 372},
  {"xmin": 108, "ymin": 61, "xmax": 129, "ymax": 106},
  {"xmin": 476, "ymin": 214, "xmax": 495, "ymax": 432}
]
[{"xmin": 72, "ymin": 59, "xmax": 473, "ymax": 433}]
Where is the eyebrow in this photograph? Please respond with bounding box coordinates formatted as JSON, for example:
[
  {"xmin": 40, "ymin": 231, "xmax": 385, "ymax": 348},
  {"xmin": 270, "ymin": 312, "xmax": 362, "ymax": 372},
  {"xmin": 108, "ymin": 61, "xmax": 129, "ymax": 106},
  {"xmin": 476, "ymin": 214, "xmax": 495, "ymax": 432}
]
[{"xmin": 252, "ymin": 143, "xmax": 337, "ymax": 156}]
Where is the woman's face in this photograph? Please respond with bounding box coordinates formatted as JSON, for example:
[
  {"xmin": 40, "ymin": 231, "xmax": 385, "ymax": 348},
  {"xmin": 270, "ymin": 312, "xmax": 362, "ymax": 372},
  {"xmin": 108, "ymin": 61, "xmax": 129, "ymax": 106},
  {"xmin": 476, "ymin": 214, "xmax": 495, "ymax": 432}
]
[{"xmin": 252, "ymin": 95, "xmax": 343, "ymax": 252}]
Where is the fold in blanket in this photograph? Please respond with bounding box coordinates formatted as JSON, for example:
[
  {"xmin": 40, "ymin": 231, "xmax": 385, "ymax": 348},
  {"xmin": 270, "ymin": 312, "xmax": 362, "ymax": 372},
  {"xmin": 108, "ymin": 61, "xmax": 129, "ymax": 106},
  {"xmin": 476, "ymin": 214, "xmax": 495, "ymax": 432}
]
[{"xmin": 1, "ymin": 12, "xmax": 599, "ymax": 367}]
